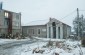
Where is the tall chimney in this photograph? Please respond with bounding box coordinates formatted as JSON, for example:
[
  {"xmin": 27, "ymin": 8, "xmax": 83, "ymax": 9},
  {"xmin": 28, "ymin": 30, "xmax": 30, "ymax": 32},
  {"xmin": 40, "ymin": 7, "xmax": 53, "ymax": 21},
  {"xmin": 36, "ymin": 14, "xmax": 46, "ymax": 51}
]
[{"xmin": 0, "ymin": 2, "xmax": 3, "ymax": 10}]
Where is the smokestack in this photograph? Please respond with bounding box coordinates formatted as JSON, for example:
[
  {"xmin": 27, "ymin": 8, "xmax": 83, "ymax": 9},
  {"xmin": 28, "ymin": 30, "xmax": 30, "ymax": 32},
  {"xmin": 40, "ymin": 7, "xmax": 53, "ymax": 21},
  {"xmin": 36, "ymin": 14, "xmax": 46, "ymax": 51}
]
[{"xmin": 0, "ymin": 2, "xmax": 3, "ymax": 10}]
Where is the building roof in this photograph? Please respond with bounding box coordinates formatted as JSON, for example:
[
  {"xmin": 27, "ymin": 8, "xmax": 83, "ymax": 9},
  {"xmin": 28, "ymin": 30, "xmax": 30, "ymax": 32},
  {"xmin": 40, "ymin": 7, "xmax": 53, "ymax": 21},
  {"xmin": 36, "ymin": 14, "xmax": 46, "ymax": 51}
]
[
  {"xmin": 22, "ymin": 18, "xmax": 71, "ymax": 27},
  {"xmin": 0, "ymin": 9, "xmax": 21, "ymax": 14},
  {"xmin": 22, "ymin": 19, "xmax": 49, "ymax": 26}
]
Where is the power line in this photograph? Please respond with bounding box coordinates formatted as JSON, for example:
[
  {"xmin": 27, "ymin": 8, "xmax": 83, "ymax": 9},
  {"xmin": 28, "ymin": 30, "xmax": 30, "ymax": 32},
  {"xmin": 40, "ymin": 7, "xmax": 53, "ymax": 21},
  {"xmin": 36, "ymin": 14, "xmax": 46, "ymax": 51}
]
[
  {"xmin": 60, "ymin": 9, "xmax": 76, "ymax": 20},
  {"xmin": 60, "ymin": 9, "xmax": 85, "ymax": 20},
  {"xmin": 80, "ymin": 10, "xmax": 85, "ymax": 11}
]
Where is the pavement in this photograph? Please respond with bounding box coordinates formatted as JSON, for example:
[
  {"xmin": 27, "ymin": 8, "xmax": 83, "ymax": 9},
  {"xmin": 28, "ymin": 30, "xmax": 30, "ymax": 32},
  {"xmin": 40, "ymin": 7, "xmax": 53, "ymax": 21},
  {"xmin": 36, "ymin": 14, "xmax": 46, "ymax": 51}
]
[
  {"xmin": 0, "ymin": 38, "xmax": 38, "ymax": 49},
  {"xmin": 0, "ymin": 38, "xmax": 40, "ymax": 55}
]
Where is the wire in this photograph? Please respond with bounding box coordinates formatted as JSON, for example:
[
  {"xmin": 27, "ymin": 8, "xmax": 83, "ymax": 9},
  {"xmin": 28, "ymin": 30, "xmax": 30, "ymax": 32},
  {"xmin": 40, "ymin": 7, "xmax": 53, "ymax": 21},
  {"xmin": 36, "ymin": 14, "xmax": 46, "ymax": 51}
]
[
  {"xmin": 60, "ymin": 9, "xmax": 76, "ymax": 20},
  {"xmin": 80, "ymin": 10, "xmax": 85, "ymax": 11},
  {"xmin": 60, "ymin": 9, "xmax": 85, "ymax": 20}
]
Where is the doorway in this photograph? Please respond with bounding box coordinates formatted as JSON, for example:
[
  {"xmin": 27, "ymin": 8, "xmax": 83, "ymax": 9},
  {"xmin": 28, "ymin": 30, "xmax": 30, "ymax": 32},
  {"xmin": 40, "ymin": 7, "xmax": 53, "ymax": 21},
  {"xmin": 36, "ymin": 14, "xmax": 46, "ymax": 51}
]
[
  {"xmin": 58, "ymin": 27, "xmax": 60, "ymax": 39},
  {"xmin": 52, "ymin": 22, "xmax": 56, "ymax": 38}
]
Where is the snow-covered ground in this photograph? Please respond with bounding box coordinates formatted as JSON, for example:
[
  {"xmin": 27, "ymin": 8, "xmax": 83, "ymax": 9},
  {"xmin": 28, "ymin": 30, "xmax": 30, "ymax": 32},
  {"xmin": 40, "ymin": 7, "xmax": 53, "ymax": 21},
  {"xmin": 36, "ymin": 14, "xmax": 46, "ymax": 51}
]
[
  {"xmin": 19, "ymin": 39, "xmax": 85, "ymax": 55},
  {"xmin": 34, "ymin": 37, "xmax": 65, "ymax": 41},
  {"xmin": 0, "ymin": 38, "xmax": 30, "ymax": 45},
  {"xmin": 0, "ymin": 37, "xmax": 85, "ymax": 55}
]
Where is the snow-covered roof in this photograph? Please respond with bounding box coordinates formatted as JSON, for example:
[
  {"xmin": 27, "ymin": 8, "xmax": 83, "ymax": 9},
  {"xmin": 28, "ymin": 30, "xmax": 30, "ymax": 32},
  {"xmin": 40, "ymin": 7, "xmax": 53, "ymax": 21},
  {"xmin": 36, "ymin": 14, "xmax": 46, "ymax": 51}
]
[
  {"xmin": 22, "ymin": 19, "xmax": 49, "ymax": 26},
  {"xmin": 22, "ymin": 18, "xmax": 71, "ymax": 27}
]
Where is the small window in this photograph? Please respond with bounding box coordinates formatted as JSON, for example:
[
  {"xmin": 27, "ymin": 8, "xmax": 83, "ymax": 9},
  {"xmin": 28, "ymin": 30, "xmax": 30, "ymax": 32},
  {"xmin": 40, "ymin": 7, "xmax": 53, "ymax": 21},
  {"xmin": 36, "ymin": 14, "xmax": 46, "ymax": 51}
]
[
  {"xmin": 5, "ymin": 12, "xmax": 9, "ymax": 18},
  {"xmin": 4, "ymin": 19, "xmax": 9, "ymax": 26},
  {"xmin": 38, "ymin": 29, "xmax": 40, "ymax": 34},
  {"xmin": 52, "ymin": 22, "xmax": 56, "ymax": 26},
  {"xmin": 16, "ymin": 14, "xmax": 19, "ymax": 20}
]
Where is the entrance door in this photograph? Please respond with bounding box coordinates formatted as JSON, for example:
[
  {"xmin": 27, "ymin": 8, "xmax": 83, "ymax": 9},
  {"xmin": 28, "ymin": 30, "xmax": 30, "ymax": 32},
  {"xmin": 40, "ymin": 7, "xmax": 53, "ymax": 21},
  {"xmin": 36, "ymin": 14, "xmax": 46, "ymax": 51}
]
[{"xmin": 52, "ymin": 22, "xmax": 56, "ymax": 38}]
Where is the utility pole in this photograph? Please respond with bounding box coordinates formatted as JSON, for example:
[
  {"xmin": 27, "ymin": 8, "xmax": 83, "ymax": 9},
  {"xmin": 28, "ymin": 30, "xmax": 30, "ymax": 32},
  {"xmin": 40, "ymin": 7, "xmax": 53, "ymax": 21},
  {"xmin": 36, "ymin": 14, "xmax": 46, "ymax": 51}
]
[
  {"xmin": 81, "ymin": 15, "xmax": 84, "ymax": 38},
  {"xmin": 77, "ymin": 8, "xmax": 80, "ymax": 40}
]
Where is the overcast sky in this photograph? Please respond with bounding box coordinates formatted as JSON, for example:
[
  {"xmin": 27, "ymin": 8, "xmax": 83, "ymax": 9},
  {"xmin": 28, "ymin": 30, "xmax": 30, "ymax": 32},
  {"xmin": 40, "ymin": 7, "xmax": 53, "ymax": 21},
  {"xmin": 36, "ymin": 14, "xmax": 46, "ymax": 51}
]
[{"xmin": 0, "ymin": 0, "xmax": 85, "ymax": 27}]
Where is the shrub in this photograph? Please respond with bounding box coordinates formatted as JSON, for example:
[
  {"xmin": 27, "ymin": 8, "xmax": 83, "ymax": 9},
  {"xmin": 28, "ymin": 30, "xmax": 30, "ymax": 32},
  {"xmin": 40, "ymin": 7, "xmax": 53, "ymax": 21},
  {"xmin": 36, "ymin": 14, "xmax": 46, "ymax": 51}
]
[
  {"xmin": 47, "ymin": 41, "xmax": 53, "ymax": 47},
  {"xmin": 81, "ymin": 39, "xmax": 85, "ymax": 47}
]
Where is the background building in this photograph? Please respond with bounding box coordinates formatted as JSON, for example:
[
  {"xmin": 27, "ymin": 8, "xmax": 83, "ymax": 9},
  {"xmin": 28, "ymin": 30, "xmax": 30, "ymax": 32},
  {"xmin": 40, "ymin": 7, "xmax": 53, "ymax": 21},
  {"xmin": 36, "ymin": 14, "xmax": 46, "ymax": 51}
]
[
  {"xmin": 0, "ymin": 10, "xmax": 21, "ymax": 34},
  {"xmin": 0, "ymin": 9, "xmax": 21, "ymax": 37},
  {"xmin": 22, "ymin": 18, "xmax": 71, "ymax": 39}
]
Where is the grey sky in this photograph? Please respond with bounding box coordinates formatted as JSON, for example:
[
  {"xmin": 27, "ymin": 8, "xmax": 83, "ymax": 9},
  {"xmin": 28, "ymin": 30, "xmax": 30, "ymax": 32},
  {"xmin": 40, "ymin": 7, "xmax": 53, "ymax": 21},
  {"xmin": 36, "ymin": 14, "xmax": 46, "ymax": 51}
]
[{"xmin": 0, "ymin": 0, "xmax": 85, "ymax": 27}]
